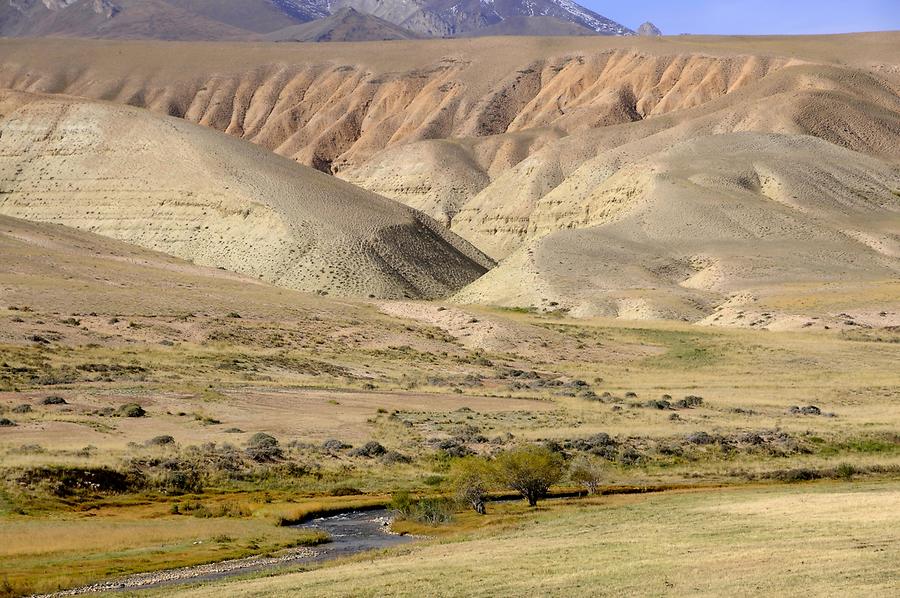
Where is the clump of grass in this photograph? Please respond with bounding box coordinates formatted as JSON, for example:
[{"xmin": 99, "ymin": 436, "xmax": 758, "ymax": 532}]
[
  {"xmin": 285, "ymin": 530, "xmax": 331, "ymax": 547},
  {"xmin": 391, "ymin": 491, "xmax": 454, "ymax": 525},
  {"xmin": 835, "ymin": 463, "xmax": 858, "ymax": 480},
  {"xmin": 173, "ymin": 501, "xmax": 252, "ymax": 519}
]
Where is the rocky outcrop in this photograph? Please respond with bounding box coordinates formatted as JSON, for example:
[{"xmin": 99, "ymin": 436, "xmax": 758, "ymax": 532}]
[{"xmin": 637, "ymin": 21, "xmax": 661, "ymax": 36}]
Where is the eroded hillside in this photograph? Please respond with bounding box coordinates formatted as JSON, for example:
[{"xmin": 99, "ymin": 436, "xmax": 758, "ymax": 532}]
[
  {"xmin": 1, "ymin": 33, "xmax": 898, "ymax": 324},
  {"xmin": 0, "ymin": 91, "xmax": 491, "ymax": 300}
]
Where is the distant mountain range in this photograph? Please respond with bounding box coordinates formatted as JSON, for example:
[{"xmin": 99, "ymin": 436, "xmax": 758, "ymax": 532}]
[{"xmin": 0, "ymin": 0, "xmax": 637, "ymax": 40}]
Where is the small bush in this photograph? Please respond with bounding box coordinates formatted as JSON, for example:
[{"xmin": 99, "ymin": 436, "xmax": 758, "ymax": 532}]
[
  {"xmin": 644, "ymin": 399, "xmax": 671, "ymax": 410},
  {"xmin": 11, "ymin": 404, "xmax": 32, "ymax": 414},
  {"xmin": 390, "ymin": 490, "xmax": 414, "ymax": 516},
  {"xmin": 569, "ymin": 455, "xmax": 605, "ymax": 494},
  {"xmin": 686, "ymin": 431, "xmax": 716, "ymax": 445},
  {"xmin": 146, "ymin": 435, "xmax": 176, "ymax": 446},
  {"xmin": 350, "ymin": 441, "xmax": 387, "ymax": 458},
  {"xmin": 835, "ymin": 463, "xmax": 858, "ymax": 480},
  {"xmin": 322, "ymin": 439, "xmax": 350, "ymax": 452},
  {"xmin": 41, "ymin": 396, "xmax": 67, "ymax": 405},
  {"xmin": 412, "ymin": 497, "xmax": 454, "ymax": 525},
  {"xmin": 618, "ymin": 447, "xmax": 643, "ymax": 465},
  {"xmin": 381, "ymin": 450, "xmax": 412, "ymax": 465},
  {"xmin": 328, "ymin": 486, "xmax": 362, "ymax": 496},
  {"xmin": 0, "ymin": 418, "xmax": 16, "ymax": 427},
  {"xmin": 789, "ymin": 405, "xmax": 822, "ymax": 416},
  {"xmin": 119, "ymin": 403, "xmax": 146, "ymax": 418},
  {"xmin": 429, "ymin": 438, "xmax": 474, "ymax": 458},
  {"xmin": 675, "ymin": 395, "xmax": 704, "ymax": 409},
  {"xmin": 157, "ymin": 467, "xmax": 204, "ymax": 495},
  {"xmin": 773, "ymin": 468, "xmax": 822, "ymax": 483},
  {"xmin": 246, "ymin": 432, "xmax": 282, "ymax": 462}
]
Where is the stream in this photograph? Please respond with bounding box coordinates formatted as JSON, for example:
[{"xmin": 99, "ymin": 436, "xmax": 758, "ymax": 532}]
[{"xmin": 36, "ymin": 509, "xmax": 413, "ymax": 596}]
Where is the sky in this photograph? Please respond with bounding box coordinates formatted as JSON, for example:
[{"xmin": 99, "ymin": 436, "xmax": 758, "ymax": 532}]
[{"xmin": 588, "ymin": 0, "xmax": 900, "ymax": 35}]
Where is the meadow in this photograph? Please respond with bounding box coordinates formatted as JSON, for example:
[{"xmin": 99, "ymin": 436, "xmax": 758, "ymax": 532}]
[
  {"xmin": 145, "ymin": 481, "xmax": 900, "ymax": 597},
  {"xmin": 1, "ymin": 218, "xmax": 898, "ymax": 596}
]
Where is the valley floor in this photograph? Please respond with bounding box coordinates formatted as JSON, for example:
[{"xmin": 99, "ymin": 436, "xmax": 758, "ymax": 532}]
[
  {"xmin": 144, "ymin": 481, "xmax": 900, "ymax": 598},
  {"xmin": 0, "ymin": 215, "xmax": 898, "ymax": 596}
]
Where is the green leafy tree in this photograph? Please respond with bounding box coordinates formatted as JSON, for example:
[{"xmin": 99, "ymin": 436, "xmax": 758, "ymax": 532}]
[
  {"xmin": 493, "ymin": 446, "xmax": 564, "ymax": 507},
  {"xmin": 450, "ymin": 457, "xmax": 493, "ymax": 514}
]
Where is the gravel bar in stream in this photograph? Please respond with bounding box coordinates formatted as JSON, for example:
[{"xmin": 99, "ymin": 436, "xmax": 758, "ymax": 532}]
[{"xmin": 31, "ymin": 509, "xmax": 413, "ymax": 597}]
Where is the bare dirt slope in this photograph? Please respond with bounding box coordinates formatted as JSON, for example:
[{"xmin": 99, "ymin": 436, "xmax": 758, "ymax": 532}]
[
  {"xmin": 1, "ymin": 34, "xmax": 896, "ymax": 177},
  {"xmin": 0, "ymin": 91, "xmax": 491, "ymax": 300}
]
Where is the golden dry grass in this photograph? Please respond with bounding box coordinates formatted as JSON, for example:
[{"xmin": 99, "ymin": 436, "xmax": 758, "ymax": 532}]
[
  {"xmin": 150, "ymin": 481, "xmax": 900, "ymax": 598},
  {"xmin": 0, "ymin": 216, "xmax": 898, "ymax": 596},
  {"xmin": 0, "ymin": 508, "xmax": 324, "ymax": 596}
]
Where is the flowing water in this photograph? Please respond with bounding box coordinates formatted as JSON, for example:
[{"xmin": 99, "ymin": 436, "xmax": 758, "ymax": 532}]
[{"xmin": 38, "ymin": 509, "xmax": 413, "ymax": 596}]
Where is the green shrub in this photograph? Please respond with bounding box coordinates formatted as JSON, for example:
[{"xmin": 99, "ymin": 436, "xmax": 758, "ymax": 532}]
[
  {"xmin": 412, "ymin": 497, "xmax": 454, "ymax": 525},
  {"xmin": 390, "ymin": 490, "xmax": 414, "ymax": 516},
  {"xmin": 493, "ymin": 445, "xmax": 565, "ymax": 506},
  {"xmin": 836, "ymin": 463, "xmax": 858, "ymax": 480}
]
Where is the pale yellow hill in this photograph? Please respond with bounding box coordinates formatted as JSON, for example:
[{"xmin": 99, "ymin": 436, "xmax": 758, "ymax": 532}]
[
  {"xmin": 0, "ymin": 91, "xmax": 492, "ymax": 300},
  {"xmin": 454, "ymin": 133, "xmax": 900, "ymax": 322}
]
